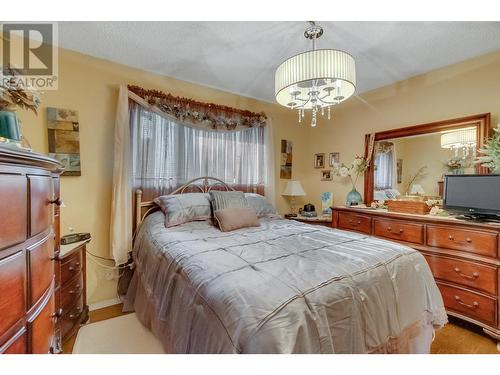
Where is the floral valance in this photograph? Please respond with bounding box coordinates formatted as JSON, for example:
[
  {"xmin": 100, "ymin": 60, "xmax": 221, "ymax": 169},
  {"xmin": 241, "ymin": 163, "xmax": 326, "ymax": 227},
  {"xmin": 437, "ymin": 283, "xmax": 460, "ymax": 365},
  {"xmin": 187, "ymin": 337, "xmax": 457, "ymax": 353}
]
[
  {"xmin": 127, "ymin": 85, "xmax": 267, "ymax": 131},
  {"xmin": 375, "ymin": 141, "xmax": 394, "ymax": 154}
]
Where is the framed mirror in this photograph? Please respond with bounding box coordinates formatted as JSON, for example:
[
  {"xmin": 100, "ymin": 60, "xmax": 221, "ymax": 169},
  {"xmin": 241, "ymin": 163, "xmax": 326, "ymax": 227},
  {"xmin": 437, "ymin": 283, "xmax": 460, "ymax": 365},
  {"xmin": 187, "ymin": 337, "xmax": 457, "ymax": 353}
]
[{"xmin": 364, "ymin": 113, "xmax": 491, "ymax": 204}]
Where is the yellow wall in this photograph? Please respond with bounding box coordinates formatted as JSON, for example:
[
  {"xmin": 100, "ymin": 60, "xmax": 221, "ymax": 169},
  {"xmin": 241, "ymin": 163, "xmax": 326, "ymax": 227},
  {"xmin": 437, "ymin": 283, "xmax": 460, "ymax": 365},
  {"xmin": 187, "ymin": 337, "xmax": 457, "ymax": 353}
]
[
  {"xmin": 16, "ymin": 47, "xmax": 309, "ymax": 305},
  {"xmin": 303, "ymin": 50, "xmax": 500, "ymax": 210}
]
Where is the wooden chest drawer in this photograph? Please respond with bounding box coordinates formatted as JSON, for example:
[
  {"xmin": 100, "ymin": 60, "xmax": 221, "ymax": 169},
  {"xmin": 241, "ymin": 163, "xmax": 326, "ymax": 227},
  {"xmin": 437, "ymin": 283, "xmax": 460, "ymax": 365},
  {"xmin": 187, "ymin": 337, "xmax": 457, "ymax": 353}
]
[
  {"xmin": 28, "ymin": 234, "xmax": 55, "ymax": 306},
  {"xmin": 28, "ymin": 175, "xmax": 53, "ymax": 238},
  {"xmin": 438, "ymin": 282, "xmax": 497, "ymax": 326},
  {"xmin": 337, "ymin": 212, "xmax": 372, "ymax": 234},
  {"xmin": 60, "ymin": 294, "xmax": 84, "ymax": 339},
  {"xmin": 60, "ymin": 272, "xmax": 83, "ymax": 311},
  {"xmin": 427, "ymin": 225, "xmax": 497, "ymax": 258},
  {"xmin": 29, "ymin": 290, "xmax": 55, "ymax": 354},
  {"xmin": 424, "ymin": 254, "xmax": 497, "ymax": 294},
  {"xmin": 0, "ymin": 251, "xmax": 26, "ymax": 340},
  {"xmin": 0, "ymin": 174, "xmax": 27, "ymax": 251},
  {"xmin": 374, "ymin": 218, "xmax": 424, "ymax": 244},
  {"xmin": 60, "ymin": 250, "xmax": 83, "ymax": 285}
]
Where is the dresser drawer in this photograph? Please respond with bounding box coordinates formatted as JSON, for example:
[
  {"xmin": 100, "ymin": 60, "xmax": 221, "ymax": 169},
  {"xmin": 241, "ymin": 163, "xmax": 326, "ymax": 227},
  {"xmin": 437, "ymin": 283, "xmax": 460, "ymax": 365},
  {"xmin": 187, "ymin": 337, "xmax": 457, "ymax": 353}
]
[
  {"xmin": 60, "ymin": 250, "xmax": 83, "ymax": 285},
  {"xmin": 338, "ymin": 212, "xmax": 372, "ymax": 234},
  {"xmin": 60, "ymin": 294, "xmax": 84, "ymax": 339},
  {"xmin": 0, "ymin": 174, "xmax": 27, "ymax": 251},
  {"xmin": 437, "ymin": 283, "xmax": 497, "ymax": 326},
  {"xmin": 60, "ymin": 272, "xmax": 84, "ymax": 310},
  {"xmin": 424, "ymin": 254, "xmax": 497, "ymax": 294},
  {"xmin": 427, "ymin": 225, "xmax": 497, "ymax": 258},
  {"xmin": 28, "ymin": 234, "xmax": 55, "ymax": 306},
  {"xmin": 28, "ymin": 175, "xmax": 53, "ymax": 238},
  {"xmin": 29, "ymin": 290, "xmax": 55, "ymax": 354},
  {"xmin": 374, "ymin": 218, "xmax": 424, "ymax": 244},
  {"xmin": 0, "ymin": 251, "xmax": 26, "ymax": 340}
]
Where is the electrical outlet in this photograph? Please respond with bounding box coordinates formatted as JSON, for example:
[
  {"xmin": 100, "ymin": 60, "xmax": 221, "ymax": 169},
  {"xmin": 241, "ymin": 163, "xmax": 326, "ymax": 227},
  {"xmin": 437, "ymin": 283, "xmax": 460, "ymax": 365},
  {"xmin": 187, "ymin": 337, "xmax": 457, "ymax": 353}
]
[{"xmin": 104, "ymin": 269, "xmax": 116, "ymax": 281}]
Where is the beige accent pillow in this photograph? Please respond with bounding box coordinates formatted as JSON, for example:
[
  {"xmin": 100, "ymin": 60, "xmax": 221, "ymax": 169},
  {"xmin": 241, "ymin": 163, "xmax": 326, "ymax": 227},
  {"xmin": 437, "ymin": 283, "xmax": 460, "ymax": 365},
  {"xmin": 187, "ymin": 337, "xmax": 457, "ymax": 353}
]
[{"xmin": 214, "ymin": 207, "xmax": 260, "ymax": 232}]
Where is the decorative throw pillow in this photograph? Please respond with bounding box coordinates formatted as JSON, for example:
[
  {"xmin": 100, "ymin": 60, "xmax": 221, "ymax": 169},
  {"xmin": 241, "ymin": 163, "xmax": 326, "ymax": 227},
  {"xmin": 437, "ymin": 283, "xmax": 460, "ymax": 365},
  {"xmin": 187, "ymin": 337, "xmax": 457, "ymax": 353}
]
[
  {"xmin": 244, "ymin": 193, "xmax": 278, "ymax": 217},
  {"xmin": 154, "ymin": 193, "xmax": 211, "ymax": 227},
  {"xmin": 209, "ymin": 191, "xmax": 249, "ymax": 211},
  {"xmin": 214, "ymin": 207, "xmax": 260, "ymax": 232}
]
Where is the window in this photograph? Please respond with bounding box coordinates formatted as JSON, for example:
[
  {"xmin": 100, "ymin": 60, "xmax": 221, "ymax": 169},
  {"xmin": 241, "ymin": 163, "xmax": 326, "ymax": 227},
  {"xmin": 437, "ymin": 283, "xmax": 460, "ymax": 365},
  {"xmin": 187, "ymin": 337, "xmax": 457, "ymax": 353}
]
[
  {"xmin": 130, "ymin": 102, "xmax": 265, "ymax": 199},
  {"xmin": 374, "ymin": 147, "xmax": 394, "ymax": 190}
]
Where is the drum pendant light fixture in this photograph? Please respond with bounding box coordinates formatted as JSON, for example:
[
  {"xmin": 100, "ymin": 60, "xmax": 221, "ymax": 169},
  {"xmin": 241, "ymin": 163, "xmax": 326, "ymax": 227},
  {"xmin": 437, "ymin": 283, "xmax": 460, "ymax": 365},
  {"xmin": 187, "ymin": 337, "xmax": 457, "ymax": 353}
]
[{"xmin": 275, "ymin": 22, "xmax": 356, "ymax": 127}]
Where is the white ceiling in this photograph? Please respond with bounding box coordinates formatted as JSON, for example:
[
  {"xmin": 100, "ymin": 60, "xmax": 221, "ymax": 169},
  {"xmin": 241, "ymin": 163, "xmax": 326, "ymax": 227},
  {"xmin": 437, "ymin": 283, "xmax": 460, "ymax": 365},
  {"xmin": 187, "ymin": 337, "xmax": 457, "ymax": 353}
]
[{"xmin": 58, "ymin": 21, "xmax": 500, "ymax": 102}]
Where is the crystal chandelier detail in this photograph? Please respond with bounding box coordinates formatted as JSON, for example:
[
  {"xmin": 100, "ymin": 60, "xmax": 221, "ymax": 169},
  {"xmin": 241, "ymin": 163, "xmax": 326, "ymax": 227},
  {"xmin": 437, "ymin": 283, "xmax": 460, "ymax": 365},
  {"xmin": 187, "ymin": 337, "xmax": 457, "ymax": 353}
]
[{"xmin": 275, "ymin": 22, "xmax": 356, "ymax": 127}]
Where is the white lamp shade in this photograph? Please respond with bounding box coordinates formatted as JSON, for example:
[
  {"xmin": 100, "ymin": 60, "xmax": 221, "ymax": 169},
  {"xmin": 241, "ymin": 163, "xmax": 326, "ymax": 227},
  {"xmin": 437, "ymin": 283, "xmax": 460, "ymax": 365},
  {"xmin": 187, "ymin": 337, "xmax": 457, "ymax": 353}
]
[
  {"xmin": 282, "ymin": 180, "xmax": 306, "ymax": 196},
  {"xmin": 275, "ymin": 49, "xmax": 356, "ymax": 109},
  {"xmin": 440, "ymin": 127, "xmax": 476, "ymax": 149},
  {"xmin": 410, "ymin": 184, "xmax": 425, "ymax": 195}
]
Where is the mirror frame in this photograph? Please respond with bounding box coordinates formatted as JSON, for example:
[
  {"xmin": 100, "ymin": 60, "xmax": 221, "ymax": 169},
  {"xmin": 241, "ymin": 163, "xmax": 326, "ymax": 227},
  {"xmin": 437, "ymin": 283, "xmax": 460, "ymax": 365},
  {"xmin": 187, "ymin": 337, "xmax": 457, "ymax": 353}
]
[{"xmin": 363, "ymin": 113, "xmax": 491, "ymax": 204}]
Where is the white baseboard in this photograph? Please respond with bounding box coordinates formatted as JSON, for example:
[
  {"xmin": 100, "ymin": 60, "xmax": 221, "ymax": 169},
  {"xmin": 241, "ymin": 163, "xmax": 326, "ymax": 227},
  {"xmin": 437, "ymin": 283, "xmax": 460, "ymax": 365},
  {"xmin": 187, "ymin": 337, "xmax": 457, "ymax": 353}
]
[{"xmin": 89, "ymin": 297, "xmax": 122, "ymax": 311}]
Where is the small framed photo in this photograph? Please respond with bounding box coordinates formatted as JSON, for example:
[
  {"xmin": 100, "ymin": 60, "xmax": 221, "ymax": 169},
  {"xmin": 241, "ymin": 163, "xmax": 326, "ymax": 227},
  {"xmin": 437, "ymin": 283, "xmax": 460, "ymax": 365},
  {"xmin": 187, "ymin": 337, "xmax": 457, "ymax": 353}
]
[
  {"xmin": 329, "ymin": 152, "xmax": 340, "ymax": 166},
  {"xmin": 314, "ymin": 153, "xmax": 325, "ymax": 168},
  {"xmin": 321, "ymin": 170, "xmax": 333, "ymax": 181}
]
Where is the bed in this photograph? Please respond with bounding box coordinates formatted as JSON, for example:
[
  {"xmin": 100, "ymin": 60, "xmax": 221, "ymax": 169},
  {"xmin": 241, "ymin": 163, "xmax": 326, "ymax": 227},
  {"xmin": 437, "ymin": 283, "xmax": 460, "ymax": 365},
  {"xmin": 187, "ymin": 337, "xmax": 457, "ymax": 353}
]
[{"xmin": 123, "ymin": 177, "xmax": 447, "ymax": 354}]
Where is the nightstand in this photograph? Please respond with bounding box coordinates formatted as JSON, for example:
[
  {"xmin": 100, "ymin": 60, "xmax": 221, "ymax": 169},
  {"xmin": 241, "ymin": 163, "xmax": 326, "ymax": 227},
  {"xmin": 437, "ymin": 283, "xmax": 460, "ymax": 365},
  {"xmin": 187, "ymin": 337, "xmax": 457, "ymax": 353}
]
[
  {"xmin": 285, "ymin": 214, "xmax": 332, "ymax": 227},
  {"xmin": 56, "ymin": 239, "xmax": 90, "ymax": 348}
]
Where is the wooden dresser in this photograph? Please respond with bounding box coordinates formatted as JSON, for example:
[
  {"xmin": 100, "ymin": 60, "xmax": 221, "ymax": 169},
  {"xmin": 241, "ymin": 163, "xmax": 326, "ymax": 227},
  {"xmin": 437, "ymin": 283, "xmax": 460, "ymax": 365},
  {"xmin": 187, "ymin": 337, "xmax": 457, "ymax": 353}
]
[
  {"xmin": 57, "ymin": 239, "xmax": 89, "ymax": 347},
  {"xmin": 332, "ymin": 206, "xmax": 500, "ymax": 342},
  {"xmin": 0, "ymin": 147, "xmax": 63, "ymax": 354}
]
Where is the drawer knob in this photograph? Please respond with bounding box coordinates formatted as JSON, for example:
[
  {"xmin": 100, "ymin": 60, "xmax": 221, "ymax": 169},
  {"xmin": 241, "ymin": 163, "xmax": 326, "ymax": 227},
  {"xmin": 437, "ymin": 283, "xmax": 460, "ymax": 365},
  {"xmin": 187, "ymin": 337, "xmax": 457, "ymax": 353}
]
[
  {"xmin": 69, "ymin": 285, "xmax": 81, "ymax": 294},
  {"xmin": 454, "ymin": 295, "xmax": 479, "ymax": 310},
  {"xmin": 68, "ymin": 264, "xmax": 80, "ymax": 272},
  {"xmin": 453, "ymin": 267, "xmax": 480, "ymax": 280},
  {"xmin": 69, "ymin": 307, "xmax": 82, "ymax": 320},
  {"xmin": 466, "ymin": 238, "xmax": 472, "ymax": 243},
  {"xmin": 448, "ymin": 235, "xmax": 454, "ymax": 241},
  {"xmin": 48, "ymin": 197, "xmax": 63, "ymax": 206},
  {"xmin": 51, "ymin": 308, "xmax": 63, "ymax": 320}
]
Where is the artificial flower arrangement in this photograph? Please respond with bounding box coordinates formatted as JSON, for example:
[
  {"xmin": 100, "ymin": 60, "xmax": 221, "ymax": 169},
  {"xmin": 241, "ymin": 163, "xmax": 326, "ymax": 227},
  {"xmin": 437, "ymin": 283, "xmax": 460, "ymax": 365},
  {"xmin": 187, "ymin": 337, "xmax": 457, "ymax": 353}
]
[
  {"xmin": 476, "ymin": 125, "xmax": 500, "ymax": 173},
  {"xmin": 0, "ymin": 69, "xmax": 41, "ymax": 114},
  {"xmin": 332, "ymin": 156, "xmax": 370, "ymax": 205}
]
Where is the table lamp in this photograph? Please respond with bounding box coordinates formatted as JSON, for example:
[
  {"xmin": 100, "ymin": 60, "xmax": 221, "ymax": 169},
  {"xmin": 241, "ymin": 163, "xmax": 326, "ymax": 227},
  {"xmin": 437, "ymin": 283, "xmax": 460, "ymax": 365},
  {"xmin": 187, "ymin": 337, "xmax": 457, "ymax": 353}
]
[{"xmin": 282, "ymin": 180, "xmax": 306, "ymax": 217}]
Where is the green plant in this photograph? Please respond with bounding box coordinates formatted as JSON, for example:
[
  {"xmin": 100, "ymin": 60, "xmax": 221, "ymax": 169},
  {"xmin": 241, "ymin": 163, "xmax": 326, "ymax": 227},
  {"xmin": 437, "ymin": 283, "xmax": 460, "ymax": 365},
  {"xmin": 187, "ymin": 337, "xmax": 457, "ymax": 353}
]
[{"xmin": 476, "ymin": 126, "xmax": 500, "ymax": 172}]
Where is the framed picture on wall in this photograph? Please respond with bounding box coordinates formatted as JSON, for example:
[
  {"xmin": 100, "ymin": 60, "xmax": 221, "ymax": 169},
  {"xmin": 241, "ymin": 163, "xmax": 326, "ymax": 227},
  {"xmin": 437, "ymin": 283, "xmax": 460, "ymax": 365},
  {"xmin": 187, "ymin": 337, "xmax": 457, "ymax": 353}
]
[
  {"xmin": 314, "ymin": 153, "xmax": 325, "ymax": 168},
  {"xmin": 321, "ymin": 170, "xmax": 333, "ymax": 181},
  {"xmin": 329, "ymin": 152, "xmax": 340, "ymax": 166}
]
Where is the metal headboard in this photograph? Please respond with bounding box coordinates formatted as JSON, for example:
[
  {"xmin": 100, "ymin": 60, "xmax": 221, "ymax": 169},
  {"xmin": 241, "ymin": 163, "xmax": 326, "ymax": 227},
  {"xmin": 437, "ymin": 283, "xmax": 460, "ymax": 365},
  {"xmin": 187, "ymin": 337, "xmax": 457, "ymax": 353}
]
[{"xmin": 134, "ymin": 176, "xmax": 235, "ymax": 232}]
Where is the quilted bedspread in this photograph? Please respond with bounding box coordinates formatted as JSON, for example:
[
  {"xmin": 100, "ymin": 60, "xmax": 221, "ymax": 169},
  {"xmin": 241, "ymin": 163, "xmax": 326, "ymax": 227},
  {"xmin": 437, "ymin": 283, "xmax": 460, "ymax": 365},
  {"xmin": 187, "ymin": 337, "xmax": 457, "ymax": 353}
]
[{"xmin": 126, "ymin": 212, "xmax": 446, "ymax": 353}]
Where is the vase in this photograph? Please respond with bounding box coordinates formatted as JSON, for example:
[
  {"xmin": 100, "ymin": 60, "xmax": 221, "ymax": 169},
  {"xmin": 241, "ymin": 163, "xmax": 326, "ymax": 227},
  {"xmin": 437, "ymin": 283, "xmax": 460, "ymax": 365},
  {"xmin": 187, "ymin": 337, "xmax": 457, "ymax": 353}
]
[
  {"xmin": 452, "ymin": 168, "xmax": 464, "ymax": 175},
  {"xmin": 346, "ymin": 187, "xmax": 363, "ymax": 206},
  {"xmin": 0, "ymin": 110, "xmax": 21, "ymax": 142}
]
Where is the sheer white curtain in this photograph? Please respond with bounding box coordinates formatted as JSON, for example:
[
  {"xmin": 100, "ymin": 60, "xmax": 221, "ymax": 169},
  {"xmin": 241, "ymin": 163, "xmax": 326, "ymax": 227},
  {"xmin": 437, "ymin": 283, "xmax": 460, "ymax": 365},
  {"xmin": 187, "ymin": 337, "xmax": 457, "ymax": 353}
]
[
  {"xmin": 374, "ymin": 142, "xmax": 395, "ymax": 190},
  {"xmin": 130, "ymin": 101, "xmax": 266, "ymax": 200},
  {"xmin": 110, "ymin": 86, "xmax": 272, "ymax": 264}
]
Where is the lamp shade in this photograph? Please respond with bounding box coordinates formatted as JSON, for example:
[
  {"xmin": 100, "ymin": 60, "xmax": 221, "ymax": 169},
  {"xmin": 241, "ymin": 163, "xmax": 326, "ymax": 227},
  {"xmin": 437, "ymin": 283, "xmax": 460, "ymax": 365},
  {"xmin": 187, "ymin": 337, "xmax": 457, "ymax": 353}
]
[
  {"xmin": 282, "ymin": 180, "xmax": 306, "ymax": 196},
  {"xmin": 410, "ymin": 184, "xmax": 425, "ymax": 195},
  {"xmin": 440, "ymin": 127, "xmax": 476, "ymax": 149}
]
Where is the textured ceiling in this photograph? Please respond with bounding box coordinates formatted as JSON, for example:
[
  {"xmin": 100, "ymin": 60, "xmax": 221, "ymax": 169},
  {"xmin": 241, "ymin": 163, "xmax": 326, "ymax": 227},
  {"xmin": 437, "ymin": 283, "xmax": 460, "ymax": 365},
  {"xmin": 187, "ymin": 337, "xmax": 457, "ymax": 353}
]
[{"xmin": 58, "ymin": 21, "xmax": 500, "ymax": 102}]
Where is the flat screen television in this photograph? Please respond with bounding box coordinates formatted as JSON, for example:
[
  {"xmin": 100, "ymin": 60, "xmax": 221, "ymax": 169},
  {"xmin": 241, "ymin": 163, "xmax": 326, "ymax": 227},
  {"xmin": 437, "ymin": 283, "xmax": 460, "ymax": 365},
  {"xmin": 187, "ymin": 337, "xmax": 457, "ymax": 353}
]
[{"xmin": 443, "ymin": 174, "xmax": 500, "ymax": 221}]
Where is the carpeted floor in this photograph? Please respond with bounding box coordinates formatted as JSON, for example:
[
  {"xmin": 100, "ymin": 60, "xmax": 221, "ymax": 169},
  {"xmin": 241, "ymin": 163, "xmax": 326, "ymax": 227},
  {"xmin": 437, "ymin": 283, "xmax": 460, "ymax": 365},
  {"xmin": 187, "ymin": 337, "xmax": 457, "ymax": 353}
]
[{"xmin": 64, "ymin": 304, "xmax": 499, "ymax": 354}]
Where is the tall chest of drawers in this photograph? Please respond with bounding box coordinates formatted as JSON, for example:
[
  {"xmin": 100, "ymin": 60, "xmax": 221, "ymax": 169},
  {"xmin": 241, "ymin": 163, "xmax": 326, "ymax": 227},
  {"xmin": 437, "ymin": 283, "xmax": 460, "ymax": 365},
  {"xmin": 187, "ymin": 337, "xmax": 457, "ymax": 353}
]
[
  {"xmin": 0, "ymin": 147, "xmax": 63, "ymax": 354},
  {"xmin": 332, "ymin": 206, "xmax": 500, "ymax": 343}
]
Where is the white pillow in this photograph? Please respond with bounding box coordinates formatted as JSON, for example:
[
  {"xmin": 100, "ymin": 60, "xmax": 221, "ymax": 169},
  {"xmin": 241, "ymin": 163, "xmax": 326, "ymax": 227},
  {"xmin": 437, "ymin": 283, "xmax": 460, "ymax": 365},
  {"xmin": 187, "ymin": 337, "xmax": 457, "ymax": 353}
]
[
  {"xmin": 154, "ymin": 193, "xmax": 211, "ymax": 227},
  {"xmin": 244, "ymin": 193, "xmax": 278, "ymax": 217}
]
